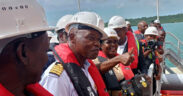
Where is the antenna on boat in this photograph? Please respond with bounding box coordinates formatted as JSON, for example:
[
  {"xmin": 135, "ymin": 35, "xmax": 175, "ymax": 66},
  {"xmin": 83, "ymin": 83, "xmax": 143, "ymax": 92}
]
[
  {"xmin": 77, "ymin": 0, "xmax": 81, "ymax": 12},
  {"xmin": 156, "ymin": 0, "xmax": 159, "ymax": 20}
]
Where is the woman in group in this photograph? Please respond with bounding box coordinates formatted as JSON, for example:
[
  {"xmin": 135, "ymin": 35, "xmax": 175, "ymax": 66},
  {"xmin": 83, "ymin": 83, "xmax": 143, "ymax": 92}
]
[{"xmin": 93, "ymin": 27, "xmax": 135, "ymax": 96}]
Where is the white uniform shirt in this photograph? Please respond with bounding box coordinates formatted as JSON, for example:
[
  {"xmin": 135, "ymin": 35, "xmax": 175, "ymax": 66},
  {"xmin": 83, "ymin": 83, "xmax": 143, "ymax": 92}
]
[
  {"xmin": 117, "ymin": 36, "xmax": 128, "ymax": 54},
  {"xmin": 40, "ymin": 60, "xmax": 96, "ymax": 96}
]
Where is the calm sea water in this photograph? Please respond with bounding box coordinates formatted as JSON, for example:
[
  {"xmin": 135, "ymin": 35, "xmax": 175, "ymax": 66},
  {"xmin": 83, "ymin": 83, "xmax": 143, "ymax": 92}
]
[{"xmin": 132, "ymin": 22, "xmax": 183, "ymax": 67}]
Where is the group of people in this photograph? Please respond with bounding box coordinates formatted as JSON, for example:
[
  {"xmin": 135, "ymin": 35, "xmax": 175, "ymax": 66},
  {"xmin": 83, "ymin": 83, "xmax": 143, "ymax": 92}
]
[{"xmin": 0, "ymin": 0, "xmax": 166, "ymax": 96}]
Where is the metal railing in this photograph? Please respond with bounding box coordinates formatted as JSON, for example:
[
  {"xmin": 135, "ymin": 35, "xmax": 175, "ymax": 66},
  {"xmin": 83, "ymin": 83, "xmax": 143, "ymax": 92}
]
[
  {"xmin": 165, "ymin": 32, "xmax": 183, "ymax": 57},
  {"xmin": 164, "ymin": 32, "xmax": 183, "ymax": 73}
]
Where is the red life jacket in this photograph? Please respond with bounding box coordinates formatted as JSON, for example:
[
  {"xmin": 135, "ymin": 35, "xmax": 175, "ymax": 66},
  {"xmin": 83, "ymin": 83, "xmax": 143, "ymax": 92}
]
[
  {"xmin": 26, "ymin": 83, "xmax": 53, "ymax": 96},
  {"xmin": 98, "ymin": 51, "xmax": 134, "ymax": 80},
  {"xmin": 140, "ymin": 39, "xmax": 160, "ymax": 65},
  {"xmin": 0, "ymin": 84, "xmax": 14, "ymax": 96},
  {"xmin": 134, "ymin": 30, "xmax": 141, "ymax": 34},
  {"xmin": 0, "ymin": 83, "xmax": 53, "ymax": 96},
  {"xmin": 134, "ymin": 30, "xmax": 144, "ymax": 41},
  {"xmin": 160, "ymin": 26, "xmax": 163, "ymax": 30},
  {"xmin": 126, "ymin": 31, "xmax": 138, "ymax": 69},
  {"xmin": 127, "ymin": 28, "xmax": 133, "ymax": 33},
  {"xmin": 140, "ymin": 39, "xmax": 147, "ymax": 46},
  {"xmin": 54, "ymin": 43, "xmax": 109, "ymax": 96}
]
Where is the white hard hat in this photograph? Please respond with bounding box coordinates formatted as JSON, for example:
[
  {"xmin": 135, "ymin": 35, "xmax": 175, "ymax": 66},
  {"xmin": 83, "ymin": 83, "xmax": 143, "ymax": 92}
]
[
  {"xmin": 65, "ymin": 11, "xmax": 107, "ymax": 39},
  {"xmin": 144, "ymin": 27, "xmax": 159, "ymax": 36},
  {"xmin": 47, "ymin": 31, "xmax": 55, "ymax": 37},
  {"xmin": 104, "ymin": 27, "xmax": 118, "ymax": 38},
  {"xmin": 154, "ymin": 19, "xmax": 160, "ymax": 23},
  {"xmin": 108, "ymin": 16, "xmax": 127, "ymax": 29},
  {"xmin": 0, "ymin": 0, "xmax": 54, "ymax": 54},
  {"xmin": 50, "ymin": 35, "xmax": 59, "ymax": 43},
  {"xmin": 126, "ymin": 21, "xmax": 131, "ymax": 25},
  {"xmin": 0, "ymin": 0, "xmax": 54, "ymax": 40},
  {"xmin": 56, "ymin": 15, "xmax": 73, "ymax": 31}
]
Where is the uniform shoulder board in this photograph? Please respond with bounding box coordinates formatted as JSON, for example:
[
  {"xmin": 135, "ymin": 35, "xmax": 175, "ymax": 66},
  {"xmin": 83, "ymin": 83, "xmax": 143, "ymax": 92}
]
[{"xmin": 49, "ymin": 62, "xmax": 64, "ymax": 76}]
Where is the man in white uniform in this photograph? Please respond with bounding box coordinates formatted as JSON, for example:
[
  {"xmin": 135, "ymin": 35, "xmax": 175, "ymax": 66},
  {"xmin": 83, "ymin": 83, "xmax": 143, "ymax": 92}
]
[{"xmin": 40, "ymin": 11, "xmax": 109, "ymax": 96}]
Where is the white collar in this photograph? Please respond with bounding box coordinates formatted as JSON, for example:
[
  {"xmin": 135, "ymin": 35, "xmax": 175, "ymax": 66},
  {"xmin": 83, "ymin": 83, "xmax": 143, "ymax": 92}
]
[
  {"xmin": 83, "ymin": 60, "xmax": 91, "ymax": 70},
  {"xmin": 119, "ymin": 36, "xmax": 128, "ymax": 47}
]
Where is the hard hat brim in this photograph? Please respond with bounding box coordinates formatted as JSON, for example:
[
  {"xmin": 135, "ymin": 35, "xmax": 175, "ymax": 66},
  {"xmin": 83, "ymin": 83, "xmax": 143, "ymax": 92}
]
[
  {"xmin": 55, "ymin": 27, "xmax": 64, "ymax": 32},
  {"xmin": 144, "ymin": 33, "xmax": 158, "ymax": 36},
  {"xmin": 65, "ymin": 22, "xmax": 107, "ymax": 40},
  {"xmin": 107, "ymin": 35, "xmax": 118, "ymax": 38},
  {"xmin": 0, "ymin": 26, "xmax": 55, "ymax": 40},
  {"xmin": 109, "ymin": 25, "xmax": 127, "ymax": 29}
]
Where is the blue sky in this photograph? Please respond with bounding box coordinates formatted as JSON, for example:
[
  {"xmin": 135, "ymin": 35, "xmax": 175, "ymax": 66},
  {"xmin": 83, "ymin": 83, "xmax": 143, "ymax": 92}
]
[{"xmin": 37, "ymin": 0, "xmax": 183, "ymax": 26}]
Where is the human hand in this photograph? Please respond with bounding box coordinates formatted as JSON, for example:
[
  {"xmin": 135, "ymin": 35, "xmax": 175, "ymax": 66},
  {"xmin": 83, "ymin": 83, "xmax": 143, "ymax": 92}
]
[{"xmin": 116, "ymin": 48, "xmax": 134, "ymax": 66}]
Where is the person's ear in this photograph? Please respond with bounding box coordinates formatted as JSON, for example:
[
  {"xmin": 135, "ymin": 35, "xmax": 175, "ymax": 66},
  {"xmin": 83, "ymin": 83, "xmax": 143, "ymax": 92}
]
[
  {"xmin": 68, "ymin": 28, "xmax": 78, "ymax": 44},
  {"xmin": 58, "ymin": 33, "xmax": 63, "ymax": 39},
  {"xmin": 16, "ymin": 42, "xmax": 29, "ymax": 65}
]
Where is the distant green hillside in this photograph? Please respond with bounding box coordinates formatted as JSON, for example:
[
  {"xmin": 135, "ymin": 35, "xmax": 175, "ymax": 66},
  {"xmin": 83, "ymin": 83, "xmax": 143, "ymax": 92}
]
[{"xmin": 105, "ymin": 13, "xmax": 183, "ymax": 26}]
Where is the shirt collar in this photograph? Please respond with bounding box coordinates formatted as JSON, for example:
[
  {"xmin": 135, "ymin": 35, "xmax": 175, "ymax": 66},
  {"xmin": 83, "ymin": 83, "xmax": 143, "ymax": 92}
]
[
  {"xmin": 84, "ymin": 60, "xmax": 91, "ymax": 70},
  {"xmin": 119, "ymin": 36, "xmax": 128, "ymax": 47}
]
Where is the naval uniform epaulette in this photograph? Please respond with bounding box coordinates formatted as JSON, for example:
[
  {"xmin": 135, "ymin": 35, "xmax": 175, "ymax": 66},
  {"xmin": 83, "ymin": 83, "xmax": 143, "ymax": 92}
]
[{"xmin": 49, "ymin": 62, "xmax": 64, "ymax": 76}]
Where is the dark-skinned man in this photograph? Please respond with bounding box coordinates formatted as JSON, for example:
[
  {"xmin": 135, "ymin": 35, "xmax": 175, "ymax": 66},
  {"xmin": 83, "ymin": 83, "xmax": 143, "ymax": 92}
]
[
  {"xmin": 140, "ymin": 27, "xmax": 163, "ymax": 94},
  {"xmin": 154, "ymin": 19, "xmax": 165, "ymax": 32},
  {"xmin": 43, "ymin": 15, "xmax": 73, "ymax": 72},
  {"xmin": 0, "ymin": 0, "xmax": 54, "ymax": 95},
  {"xmin": 154, "ymin": 20, "xmax": 166, "ymax": 55},
  {"xmin": 56, "ymin": 14, "xmax": 73, "ymax": 43},
  {"xmin": 134, "ymin": 21, "xmax": 148, "ymax": 41},
  {"xmin": 40, "ymin": 11, "xmax": 109, "ymax": 96},
  {"xmin": 108, "ymin": 16, "xmax": 145, "ymax": 74},
  {"xmin": 126, "ymin": 21, "xmax": 133, "ymax": 33}
]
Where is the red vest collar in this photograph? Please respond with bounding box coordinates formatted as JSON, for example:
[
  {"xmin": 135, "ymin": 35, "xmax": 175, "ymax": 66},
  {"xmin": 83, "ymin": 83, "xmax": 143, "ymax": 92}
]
[
  {"xmin": 26, "ymin": 83, "xmax": 53, "ymax": 96},
  {"xmin": 54, "ymin": 43, "xmax": 80, "ymax": 66},
  {"xmin": 0, "ymin": 84, "xmax": 14, "ymax": 96},
  {"xmin": 135, "ymin": 30, "xmax": 142, "ymax": 34},
  {"xmin": 160, "ymin": 26, "xmax": 163, "ymax": 30},
  {"xmin": 54, "ymin": 43, "xmax": 109, "ymax": 96},
  {"xmin": 0, "ymin": 83, "xmax": 52, "ymax": 96},
  {"xmin": 98, "ymin": 51, "xmax": 107, "ymax": 58},
  {"xmin": 126, "ymin": 31, "xmax": 139, "ymax": 69}
]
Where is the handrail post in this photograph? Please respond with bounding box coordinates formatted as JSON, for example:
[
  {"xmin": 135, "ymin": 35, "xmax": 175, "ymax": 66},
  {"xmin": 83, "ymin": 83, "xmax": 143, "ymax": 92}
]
[
  {"xmin": 166, "ymin": 32, "xmax": 182, "ymax": 58},
  {"xmin": 178, "ymin": 41, "xmax": 180, "ymax": 57}
]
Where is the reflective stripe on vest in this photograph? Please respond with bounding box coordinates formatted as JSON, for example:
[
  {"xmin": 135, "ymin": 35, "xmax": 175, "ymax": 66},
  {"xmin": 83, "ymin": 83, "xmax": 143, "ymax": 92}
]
[{"xmin": 133, "ymin": 33, "xmax": 140, "ymax": 56}]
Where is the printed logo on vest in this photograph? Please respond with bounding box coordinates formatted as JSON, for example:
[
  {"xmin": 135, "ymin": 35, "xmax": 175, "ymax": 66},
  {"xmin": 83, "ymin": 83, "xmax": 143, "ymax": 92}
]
[{"xmin": 87, "ymin": 87, "xmax": 95, "ymax": 96}]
